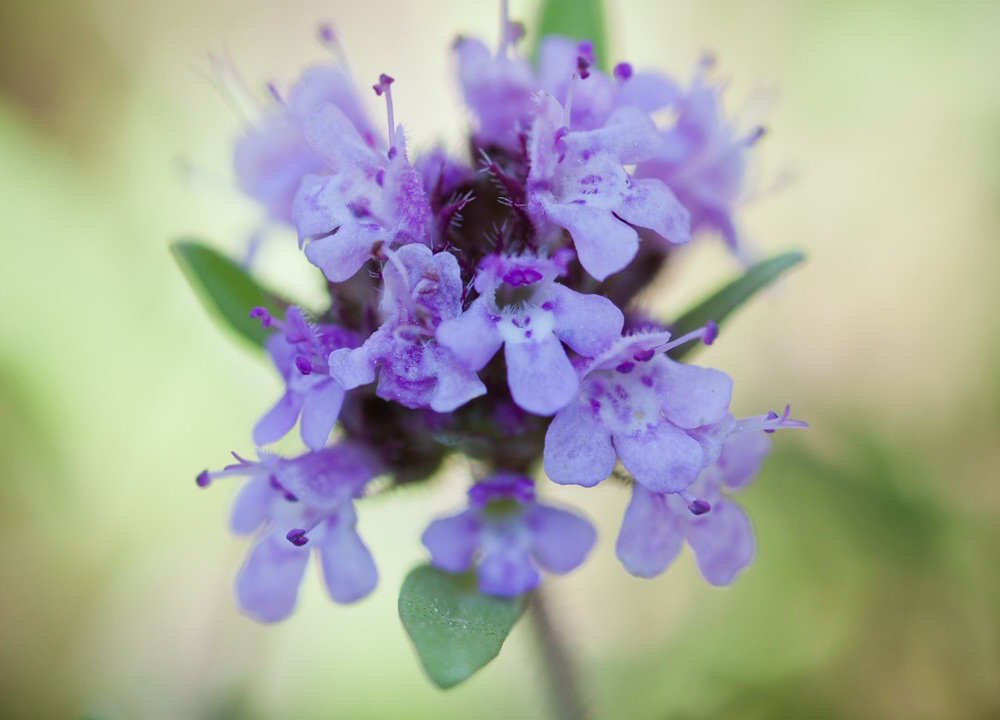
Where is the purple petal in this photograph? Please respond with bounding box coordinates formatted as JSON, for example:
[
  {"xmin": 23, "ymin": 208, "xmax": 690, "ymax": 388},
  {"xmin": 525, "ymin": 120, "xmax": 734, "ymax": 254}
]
[
  {"xmin": 430, "ymin": 352, "xmax": 487, "ymax": 412},
  {"xmin": 421, "ymin": 510, "xmax": 481, "ymax": 573},
  {"xmin": 292, "ymin": 174, "xmax": 342, "ymax": 239},
  {"xmin": 299, "ymin": 378, "xmax": 345, "ymax": 451},
  {"xmin": 328, "ymin": 337, "xmax": 381, "ymax": 390},
  {"xmin": 614, "ymin": 177, "xmax": 690, "ymax": 245},
  {"xmin": 435, "ymin": 299, "xmax": 502, "ymax": 371},
  {"xmin": 316, "ymin": 511, "xmax": 378, "ymax": 603},
  {"xmin": 615, "ymin": 483, "xmax": 684, "ymax": 578},
  {"xmin": 504, "ymin": 334, "xmax": 578, "ymax": 415},
  {"xmin": 715, "ymin": 431, "xmax": 772, "ymax": 491},
  {"xmin": 235, "ymin": 532, "xmax": 310, "ymax": 623},
  {"xmin": 229, "ymin": 476, "xmax": 276, "ymax": 534},
  {"xmin": 301, "ymin": 103, "xmax": 380, "ymax": 170},
  {"xmin": 289, "ymin": 66, "xmax": 377, "ymax": 144},
  {"xmin": 477, "ymin": 549, "xmax": 540, "ymax": 597},
  {"xmin": 252, "ymin": 390, "xmax": 303, "ymax": 447},
  {"xmin": 545, "ymin": 202, "xmax": 639, "ymax": 281},
  {"xmin": 548, "ymin": 284, "xmax": 624, "ymax": 358},
  {"xmin": 658, "ymin": 360, "xmax": 733, "ymax": 429},
  {"xmin": 303, "ymin": 224, "xmax": 380, "ymax": 283},
  {"xmin": 543, "ymin": 399, "xmax": 616, "ymax": 487},
  {"xmin": 526, "ymin": 505, "xmax": 596, "ymax": 574},
  {"xmin": 613, "ymin": 420, "xmax": 705, "ymax": 493},
  {"xmin": 618, "ymin": 71, "xmax": 680, "ymax": 113},
  {"xmin": 685, "ymin": 497, "xmax": 756, "ymax": 586}
]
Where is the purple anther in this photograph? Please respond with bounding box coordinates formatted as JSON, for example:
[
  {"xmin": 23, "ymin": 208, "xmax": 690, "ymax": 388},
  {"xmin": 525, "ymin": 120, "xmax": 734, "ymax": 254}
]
[
  {"xmin": 196, "ymin": 470, "xmax": 211, "ymax": 488},
  {"xmin": 375, "ymin": 169, "xmax": 386, "ymax": 187},
  {"xmin": 294, "ymin": 355, "xmax": 313, "ymax": 375},
  {"xmin": 387, "ymin": 146, "xmax": 398, "ymax": 160},
  {"xmin": 702, "ymin": 321, "xmax": 718, "ymax": 345},
  {"xmin": 318, "ymin": 23, "xmax": 335, "ymax": 44},
  {"xmin": 633, "ymin": 348, "xmax": 655, "ymax": 362},
  {"xmin": 577, "ymin": 40, "xmax": 595, "ymax": 65},
  {"xmin": 249, "ymin": 306, "xmax": 272, "ymax": 328},
  {"xmin": 688, "ymin": 499, "xmax": 712, "ymax": 516},
  {"xmin": 615, "ymin": 361, "xmax": 635, "ymax": 374},
  {"xmin": 286, "ymin": 529, "xmax": 309, "ymax": 547},
  {"xmin": 283, "ymin": 491, "xmax": 298, "ymax": 502},
  {"xmin": 373, "ymin": 73, "xmax": 394, "ymax": 96},
  {"xmin": 764, "ymin": 410, "xmax": 779, "ymax": 433},
  {"xmin": 613, "ymin": 62, "xmax": 633, "ymax": 81},
  {"xmin": 502, "ymin": 268, "xmax": 543, "ymax": 286},
  {"xmin": 266, "ymin": 82, "xmax": 282, "ymax": 103},
  {"xmin": 576, "ymin": 55, "xmax": 591, "ymax": 80},
  {"xmin": 746, "ymin": 126, "xmax": 767, "ymax": 145}
]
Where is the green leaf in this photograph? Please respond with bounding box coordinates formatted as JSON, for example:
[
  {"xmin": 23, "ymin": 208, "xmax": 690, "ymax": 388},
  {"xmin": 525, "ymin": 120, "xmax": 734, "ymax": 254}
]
[
  {"xmin": 171, "ymin": 241, "xmax": 288, "ymax": 350},
  {"xmin": 668, "ymin": 251, "xmax": 805, "ymax": 361},
  {"xmin": 399, "ymin": 564, "xmax": 526, "ymax": 689},
  {"xmin": 532, "ymin": 0, "xmax": 609, "ymax": 73}
]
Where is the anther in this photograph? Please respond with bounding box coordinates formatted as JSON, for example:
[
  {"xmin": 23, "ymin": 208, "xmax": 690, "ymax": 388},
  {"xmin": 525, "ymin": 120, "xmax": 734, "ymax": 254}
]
[
  {"xmin": 286, "ymin": 529, "xmax": 309, "ymax": 547},
  {"xmin": 702, "ymin": 321, "xmax": 718, "ymax": 345},
  {"xmin": 294, "ymin": 355, "xmax": 313, "ymax": 375},
  {"xmin": 688, "ymin": 499, "xmax": 712, "ymax": 516},
  {"xmin": 615, "ymin": 361, "xmax": 635, "ymax": 374},
  {"xmin": 576, "ymin": 55, "xmax": 591, "ymax": 80},
  {"xmin": 196, "ymin": 470, "xmax": 211, "ymax": 488},
  {"xmin": 764, "ymin": 409, "xmax": 779, "ymax": 433},
  {"xmin": 249, "ymin": 306, "xmax": 272, "ymax": 328},
  {"xmin": 373, "ymin": 73, "xmax": 396, "ymax": 151},
  {"xmin": 613, "ymin": 62, "xmax": 633, "ymax": 81}
]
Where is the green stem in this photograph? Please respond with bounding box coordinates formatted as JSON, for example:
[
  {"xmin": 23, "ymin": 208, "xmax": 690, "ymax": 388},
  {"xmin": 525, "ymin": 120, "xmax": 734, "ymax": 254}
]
[{"xmin": 529, "ymin": 586, "xmax": 590, "ymax": 720}]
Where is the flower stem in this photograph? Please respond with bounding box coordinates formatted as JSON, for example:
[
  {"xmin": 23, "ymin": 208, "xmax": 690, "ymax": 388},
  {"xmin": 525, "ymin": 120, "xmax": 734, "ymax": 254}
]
[{"xmin": 529, "ymin": 586, "xmax": 590, "ymax": 720}]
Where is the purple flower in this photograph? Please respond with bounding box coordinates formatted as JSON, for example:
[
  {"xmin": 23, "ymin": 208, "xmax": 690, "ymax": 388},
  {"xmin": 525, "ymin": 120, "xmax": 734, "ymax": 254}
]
[
  {"xmin": 526, "ymin": 92, "xmax": 690, "ymax": 281},
  {"xmin": 543, "ymin": 327, "xmax": 733, "ymax": 494},
  {"xmin": 292, "ymin": 75, "xmax": 432, "ymax": 282},
  {"xmin": 615, "ymin": 410, "xmax": 803, "ymax": 584},
  {"xmin": 421, "ymin": 473, "xmax": 596, "ymax": 597},
  {"xmin": 250, "ymin": 306, "xmax": 357, "ymax": 451},
  {"xmin": 234, "ymin": 65, "xmax": 380, "ymax": 224},
  {"xmin": 635, "ymin": 60, "xmax": 762, "ymax": 257},
  {"xmin": 197, "ymin": 443, "xmax": 382, "ymax": 621},
  {"xmin": 328, "ymin": 244, "xmax": 485, "ymax": 411},
  {"xmin": 454, "ymin": 35, "xmax": 536, "ymax": 150},
  {"xmin": 436, "ymin": 251, "xmax": 624, "ymax": 415}
]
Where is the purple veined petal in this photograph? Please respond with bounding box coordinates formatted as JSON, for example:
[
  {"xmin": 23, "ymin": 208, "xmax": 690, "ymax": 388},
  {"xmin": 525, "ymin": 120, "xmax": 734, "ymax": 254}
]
[
  {"xmin": 543, "ymin": 398, "xmax": 616, "ymax": 487},
  {"xmin": 545, "ymin": 202, "xmax": 639, "ymax": 282},
  {"xmin": 613, "ymin": 420, "xmax": 705, "ymax": 494},
  {"xmin": 288, "ymin": 66, "xmax": 378, "ymax": 144},
  {"xmin": 421, "ymin": 510, "xmax": 481, "ymax": 574},
  {"xmin": 477, "ymin": 548, "xmax": 540, "ymax": 597},
  {"xmin": 298, "ymin": 378, "xmax": 346, "ymax": 452},
  {"xmin": 715, "ymin": 431, "xmax": 772, "ymax": 492},
  {"xmin": 292, "ymin": 174, "xmax": 344, "ymax": 240},
  {"xmin": 547, "ymin": 284, "xmax": 624, "ymax": 358},
  {"xmin": 526, "ymin": 505, "xmax": 596, "ymax": 574},
  {"xmin": 657, "ymin": 359, "xmax": 733, "ymax": 430},
  {"xmin": 617, "ymin": 71, "xmax": 680, "ymax": 114},
  {"xmin": 303, "ymin": 223, "xmax": 382, "ymax": 283},
  {"xmin": 230, "ymin": 476, "xmax": 277, "ymax": 535},
  {"xmin": 328, "ymin": 335, "xmax": 381, "ymax": 390},
  {"xmin": 614, "ymin": 177, "xmax": 690, "ymax": 245},
  {"xmin": 301, "ymin": 102, "xmax": 380, "ymax": 170},
  {"xmin": 615, "ymin": 483, "xmax": 684, "ymax": 578},
  {"xmin": 435, "ymin": 299, "xmax": 503, "ymax": 371},
  {"xmin": 504, "ymin": 333, "xmax": 578, "ymax": 415},
  {"xmin": 235, "ymin": 531, "xmax": 310, "ymax": 623},
  {"xmin": 429, "ymin": 352, "xmax": 487, "ymax": 412},
  {"xmin": 316, "ymin": 511, "xmax": 378, "ymax": 604},
  {"xmin": 684, "ymin": 496, "xmax": 756, "ymax": 586},
  {"xmin": 252, "ymin": 390, "xmax": 303, "ymax": 447}
]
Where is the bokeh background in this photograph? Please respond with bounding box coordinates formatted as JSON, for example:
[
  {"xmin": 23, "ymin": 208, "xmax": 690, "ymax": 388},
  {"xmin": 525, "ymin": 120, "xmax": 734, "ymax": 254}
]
[{"xmin": 1, "ymin": 0, "xmax": 998, "ymax": 718}]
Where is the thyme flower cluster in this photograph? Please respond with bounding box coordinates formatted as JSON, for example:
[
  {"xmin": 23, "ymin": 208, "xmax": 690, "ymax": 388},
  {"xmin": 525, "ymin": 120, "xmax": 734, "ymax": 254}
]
[{"xmin": 196, "ymin": 15, "xmax": 804, "ymax": 623}]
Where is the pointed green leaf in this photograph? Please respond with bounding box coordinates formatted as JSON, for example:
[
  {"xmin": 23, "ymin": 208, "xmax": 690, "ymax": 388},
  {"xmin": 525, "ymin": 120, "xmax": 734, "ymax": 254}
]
[
  {"xmin": 532, "ymin": 0, "xmax": 609, "ymax": 73},
  {"xmin": 171, "ymin": 241, "xmax": 288, "ymax": 350},
  {"xmin": 399, "ymin": 564, "xmax": 526, "ymax": 689},
  {"xmin": 668, "ymin": 251, "xmax": 805, "ymax": 361}
]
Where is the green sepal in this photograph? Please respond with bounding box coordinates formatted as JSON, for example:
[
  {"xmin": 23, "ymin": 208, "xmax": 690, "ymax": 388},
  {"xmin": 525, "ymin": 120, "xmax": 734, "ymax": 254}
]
[
  {"xmin": 668, "ymin": 251, "xmax": 805, "ymax": 361},
  {"xmin": 399, "ymin": 564, "xmax": 526, "ymax": 689},
  {"xmin": 171, "ymin": 240, "xmax": 289, "ymax": 351}
]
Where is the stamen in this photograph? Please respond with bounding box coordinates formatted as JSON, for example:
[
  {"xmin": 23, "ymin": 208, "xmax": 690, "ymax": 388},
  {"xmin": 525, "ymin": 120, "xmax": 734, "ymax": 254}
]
[
  {"xmin": 702, "ymin": 321, "xmax": 718, "ymax": 345},
  {"xmin": 660, "ymin": 322, "xmax": 720, "ymax": 354},
  {"xmin": 373, "ymin": 73, "xmax": 396, "ymax": 150},
  {"xmin": 576, "ymin": 55, "xmax": 591, "ymax": 80},
  {"xmin": 266, "ymin": 82, "xmax": 283, "ymax": 105},
  {"xmin": 733, "ymin": 404, "xmax": 809, "ymax": 434},
  {"xmin": 196, "ymin": 470, "xmax": 211, "ymax": 488},
  {"xmin": 745, "ymin": 126, "xmax": 766, "ymax": 146},
  {"xmin": 286, "ymin": 529, "xmax": 309, "ymax": 546},
  {"xmin": 680, "ymin": 491, "xmax": 711, "ymax": 515},
  {"xmin": 615, "ymin": 361, "xmax": 635, "ymax": 374},
  {"xmin": 249, "ymin": 307, "xmax": 272, "ymax": 329},
  {"xmin": 317, "ymin": 23, "xmax": 351, "ymax": 69}
]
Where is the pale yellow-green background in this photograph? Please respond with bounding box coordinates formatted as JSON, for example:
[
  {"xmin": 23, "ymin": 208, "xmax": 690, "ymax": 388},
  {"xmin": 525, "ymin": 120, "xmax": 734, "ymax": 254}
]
[{"xmin": 1, "ymin": 1, "xmax": 998, "ymax": 718}]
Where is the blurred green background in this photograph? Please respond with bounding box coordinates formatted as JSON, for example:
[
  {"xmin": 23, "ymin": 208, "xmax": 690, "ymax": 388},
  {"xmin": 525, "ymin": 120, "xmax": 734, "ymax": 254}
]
[{"xmin": 1, "ymin": 0, "xmax": 998, "ymax": 718}]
